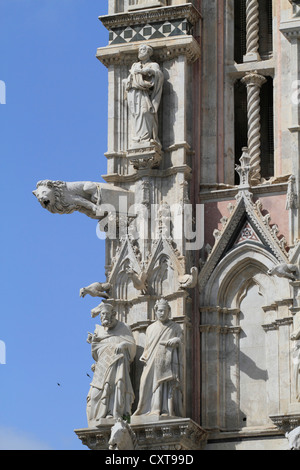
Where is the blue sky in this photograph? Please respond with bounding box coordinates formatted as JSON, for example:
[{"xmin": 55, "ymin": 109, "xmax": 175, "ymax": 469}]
[{"xmin": 0, "ymin": 1, "xmax": 109, "ymax": 450}]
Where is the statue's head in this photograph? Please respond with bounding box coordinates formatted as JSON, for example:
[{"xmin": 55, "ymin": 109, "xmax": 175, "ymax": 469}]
[
  {"xmin": 98, "ymin": 302, "xmax": 118, "ymax": 329},
  {"xmin": 138, "ymin": 44, "xmax": 153, "ymax": 61},
  {"xmin": 32, "ymin": 180, "xmax": 65, "ymax": 213},
  {"xmin": 154, "ymin": 298, "xmax": 171, "ymax": 323}
]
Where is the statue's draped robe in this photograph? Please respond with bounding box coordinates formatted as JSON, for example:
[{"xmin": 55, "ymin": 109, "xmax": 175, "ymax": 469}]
[
  {"xmin": 87, "ymin": 322, "xmax": 136, "ymax": 423},
  {"xmin": 126, "ymin": 60, "xmax": 164, "ymax": 144},
  {"xmin": 134, "ymin": 320, "xmax": 183, "ymax": 417}
]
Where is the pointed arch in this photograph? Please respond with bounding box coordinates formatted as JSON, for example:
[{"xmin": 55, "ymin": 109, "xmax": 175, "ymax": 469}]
[{"xmin": 203, "ymin": 242, "xmax": 291, "ymax": 307}]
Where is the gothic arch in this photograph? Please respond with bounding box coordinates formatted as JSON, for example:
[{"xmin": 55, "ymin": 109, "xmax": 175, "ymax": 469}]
[
  {"xmin": 200, "ymin": 243, "xmax": 292, "ymax": 431},
  {"xmin": 202, "ymin": 243, "xmax": 291, "ymax": 308}
]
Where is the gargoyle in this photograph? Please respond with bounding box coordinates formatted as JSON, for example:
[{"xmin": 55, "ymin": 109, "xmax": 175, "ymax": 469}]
[
  {"xmin": 33, "ymin": 180, "xmax": 134, "ymax": 220},
  {"xmin": 80, "ymin": 282, "xmax": 111, "ymax": 299},
  {"xmin": 126, "ymin": 267, "xmax": 147, "ymax": 294},
  {"xmin": 178, "ymin": 266, "xmax": 198, "ymax": 289},
  {"xmin": 267, "ymin": 263, "xmax": 298, "ymax": 281}
]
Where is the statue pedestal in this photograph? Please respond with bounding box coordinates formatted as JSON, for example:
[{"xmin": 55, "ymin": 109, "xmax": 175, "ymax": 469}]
[
  {"xmin": 75, "ymin": 418, "xmax": 208, "ymax": 451},
  {"xmin": 127, "ymin": 142, "xmax": 162, "ymax": 170}
]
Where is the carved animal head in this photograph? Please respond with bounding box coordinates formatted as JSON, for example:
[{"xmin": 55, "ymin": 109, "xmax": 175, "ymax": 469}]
[
  {"xmin": 108, "ymin": 419, "xmax": 137, "ymax": 451},
  {"xmin": 33, "ymin": 181, "xmax": 57, "ymax": 211},
  {"xmin": 33, "ymin": 180, "xmax": 67, "ymax": 214},
  {"xmin": 79, "ymin": 288, "xmax": 86, "ymax": 298}
]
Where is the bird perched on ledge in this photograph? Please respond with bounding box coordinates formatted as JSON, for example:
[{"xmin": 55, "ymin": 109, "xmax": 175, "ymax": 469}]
[
  {"xmin": 178, "ymin": 266, "xmax": 198, "ymax": 289},
  {"xmin": 79, "ymin": 282, "xmax": 111, "ymax": 299}
]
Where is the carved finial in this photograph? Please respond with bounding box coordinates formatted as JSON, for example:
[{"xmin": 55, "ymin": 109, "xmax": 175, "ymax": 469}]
[
  {"xmin": 235, "ymin": 147, "xmax": 251, "ymax": 187},
  {"xmin": 286, "ymin": 175, "xmax": 298, "ymax": 210}
]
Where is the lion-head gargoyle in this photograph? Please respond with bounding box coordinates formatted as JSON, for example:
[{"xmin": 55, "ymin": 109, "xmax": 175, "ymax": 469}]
[{"xmin": 33, "ymin": 179, "xmax": 134, "ymax": 220}]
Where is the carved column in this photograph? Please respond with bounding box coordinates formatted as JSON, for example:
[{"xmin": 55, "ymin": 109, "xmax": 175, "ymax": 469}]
[
  {"xmin": 244, "ymin": 0, "xmax": 261, "ymax": 63},
  {"xmin": 241, "ymin": 71, "xmax": 267, "ymax": 186}
]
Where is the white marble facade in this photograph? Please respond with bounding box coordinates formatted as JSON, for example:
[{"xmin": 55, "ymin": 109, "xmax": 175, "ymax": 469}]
[{"xmin": 34, "ymin": 0, "xmax": 300, "ymax": 451}]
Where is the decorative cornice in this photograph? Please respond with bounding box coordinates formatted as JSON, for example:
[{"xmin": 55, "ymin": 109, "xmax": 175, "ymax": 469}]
[
  {"xmin": 270, "ymin": 413, "xmax": 300, "ymax": 434},
  {"xmin": 100, "ymin": 3, "xmax": 202, "ymax": 30},
  {"xmin": 102, "ymin": 164, "xmax": 192, "ymax": 184},
  {"xmin": 199, "ymin": 325, "xmax": 241, "ymax": 335},
  {"xmin": 75, "ymin": 418, "xmax": 208, "ymax": 451},
  {"xmin": 280, "ymin": 19, "xmax": 300, "ymax": 40},
  {"xmin": 199, "ymin": 181, "xmax": 288, "ymax": 203},
  {"xmin": 96, "ymin": 35, "xmax": 201, "ymax": 66}
]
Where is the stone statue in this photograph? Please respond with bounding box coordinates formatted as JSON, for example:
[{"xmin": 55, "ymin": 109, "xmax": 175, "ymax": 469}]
[
  {"xmin": 124, "ymin": 44, "xmax": 164, "ymax": 147},
  {"xmin": 80, "ymin": 282, "xmax": 111, "ymax": 300},
  {"xmin": 291, "ymin": 327, "xmax": 300, "ymax": 402},
  {"xmin": 33, "ymin": 180, "xmax": 101, "ymax": 218},
  {"xmin": 33, "ymin": 180, "xmax": 134, "ymax": 220},
  {"xmin": 86, "ymin": 302, "xmax": 136, "ymax": 426},
  {"xmin": 133, "ymin": 298, "xmax": 184, "ymax": 420},
  {"xmin": 267, "ymin": 263, "xmax": 298, "ymax": 281},
  {"xmin": 178, "ymin": 267, "xmax": 198, "ymax": 289}
]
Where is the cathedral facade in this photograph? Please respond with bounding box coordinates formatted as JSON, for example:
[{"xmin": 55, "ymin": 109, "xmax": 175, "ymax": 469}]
[{"xmin": 35, "ymin": 0, "xmax": 300, "ymax": 451}]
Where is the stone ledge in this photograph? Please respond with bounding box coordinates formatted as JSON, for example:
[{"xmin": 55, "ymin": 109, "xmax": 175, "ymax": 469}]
[
  {"xmin": 100, "ymin": 3, "xmax": 202, "ymax": 30},
  {"xmin": 75, "ymin": 418, "xmax": 208, "ymax": 451},
  {"xmin": 96, "ymin": 35, "xmax": 201, "ymax": 66},
  {"xmin": 270, "ymin": 413, "xmax": 300, "ymax": 433}
]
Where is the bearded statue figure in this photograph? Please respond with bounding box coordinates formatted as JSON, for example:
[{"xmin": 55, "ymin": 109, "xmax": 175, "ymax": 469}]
[{"xmin": 86, "ymin": 302, "xmax": 136, "ymax": 426}]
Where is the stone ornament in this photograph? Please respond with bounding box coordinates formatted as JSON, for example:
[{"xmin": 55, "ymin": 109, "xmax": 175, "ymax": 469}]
[
  {"xmin": 86, "ymin": 303, "xmax": 136, "ymax": 426},
  {"xmin": 124, "ymin": 44, "xmax": 164, "ymax": 148},
  {"xmin": 133, "ymin": 298, "xmax": 184, "ymax": 421},
  {"xmin": 33, "ymin": 180, "xmax": 101, "ymax": 218},
  {"xmin": 267, "ymin": 263, "xmax": 298, "ymax": 281},
  {"xmin": 79, "ymin": 282, "xmax": 111, "ymax": 300},
  {"xmin": 178, "ymin": 267, "xmax": 198, "ymax": 289},
  {"xmin": 108, "ymin": 418, "xmax": 138, "ymax": 450},
  {"xmin": 286, "ymin": 175, "xmax": 298, "ymax": 210},
  {"xmin": 33, "ymin": 180, "xmax": 134, "ymax": 220}
]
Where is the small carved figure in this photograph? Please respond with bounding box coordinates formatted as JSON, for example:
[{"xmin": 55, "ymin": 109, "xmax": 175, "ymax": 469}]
[
  {"xmin": 108, "ymin": 418, "xmax": 138, "ymax": 451},
  {"xmin": 86, "ymin": 303, "xmax": 136, "ymax": 426},
  {"xmin": 286, "ymin": 426, "xmax": 300, "ymax": 450},
  {"xmin": 133, "ymin": 298, "xmax": 184, "ymax": 419},
  {"xmin": 124, "ymin": 44, "xmax": 164, "ymax": 146},
  {"xmin": 178, "ymin": 267, "xmax": 198, "ymax": 289},
  {"xmin": 267, "ymin": 263, "xmax": 298, "ymax": 281},
  {"xmin": 126, "ymin": 267, "xmax": 147, "ymax": 294},
  {"xmin": 80, "ymin": 282, "xmax": 111, "ymax": 299}
]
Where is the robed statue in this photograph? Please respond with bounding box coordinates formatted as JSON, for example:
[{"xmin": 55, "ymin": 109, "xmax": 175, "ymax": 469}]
[
  {"xmin": 125, "ymin": 44, "xmax": 164, "ymax": 146},
  {"xmin": 86, "ymin": 302, "xmax": 136, "ymax": 426},
  {"xmin": 133, "ymin": 298, "xmax": 184, "ymax": 419}
]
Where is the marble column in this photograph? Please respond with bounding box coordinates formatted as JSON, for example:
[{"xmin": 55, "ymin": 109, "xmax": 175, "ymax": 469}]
[
  {"xmin": 241, "ymin": 71, "xmax": 267, "ymax": 186},
  {"xmin": 243, "ymin": 0, "xmax": 261, "ymax": 63}
]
